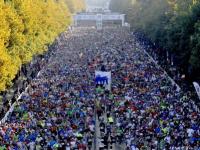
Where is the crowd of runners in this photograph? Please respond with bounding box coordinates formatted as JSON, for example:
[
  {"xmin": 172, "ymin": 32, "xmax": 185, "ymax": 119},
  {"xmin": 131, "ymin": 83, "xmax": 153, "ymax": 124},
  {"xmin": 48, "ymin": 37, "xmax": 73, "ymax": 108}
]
[{"xmin": 0, "ymin": 27, "xmax": 199, "ymax": 150}]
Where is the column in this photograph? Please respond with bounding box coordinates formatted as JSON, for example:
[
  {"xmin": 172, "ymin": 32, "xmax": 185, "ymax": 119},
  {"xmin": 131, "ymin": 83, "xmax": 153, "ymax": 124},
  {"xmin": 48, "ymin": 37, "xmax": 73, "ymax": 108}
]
[
  {"xmin": 74, "ymin": 15, "xmax": 78, "ymax": 26},
  {"xmin": 96, "ymin": 14, "xmax": 103, "ymax": 30},
  {"xmin": 121, "ymin": 15, "xmax": 125, "ymax": 26}
]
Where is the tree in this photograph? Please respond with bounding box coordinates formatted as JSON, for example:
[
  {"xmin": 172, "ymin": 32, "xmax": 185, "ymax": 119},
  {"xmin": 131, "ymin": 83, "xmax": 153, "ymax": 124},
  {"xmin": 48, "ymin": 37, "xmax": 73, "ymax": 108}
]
[
  {"xmin": 110, "ymin": 0, "xmax": 200, "ymax": 81},
  {"xmin": 0, "ymin": 0, "xmax": 86, "ymax": 91}
]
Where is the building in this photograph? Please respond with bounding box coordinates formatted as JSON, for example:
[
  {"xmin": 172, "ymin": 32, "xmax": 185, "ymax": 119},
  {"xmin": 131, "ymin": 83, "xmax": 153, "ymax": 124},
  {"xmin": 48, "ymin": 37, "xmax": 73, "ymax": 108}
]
[{"xmin": 73, "ymin": 12, "xmax": 125, "ymax": 29}]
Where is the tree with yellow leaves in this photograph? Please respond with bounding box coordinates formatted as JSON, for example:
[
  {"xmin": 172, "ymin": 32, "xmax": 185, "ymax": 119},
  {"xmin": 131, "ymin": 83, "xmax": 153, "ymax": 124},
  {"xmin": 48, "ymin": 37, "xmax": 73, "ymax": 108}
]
[{"xmin": 0, "ymin": 0, "xmax": 85, "ymax": 92}]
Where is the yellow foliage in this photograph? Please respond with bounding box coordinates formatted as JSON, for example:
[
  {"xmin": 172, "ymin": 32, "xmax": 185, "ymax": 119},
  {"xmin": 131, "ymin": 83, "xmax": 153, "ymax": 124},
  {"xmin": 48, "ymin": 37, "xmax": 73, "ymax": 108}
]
[
  {"xmin": 73, "ymin": 0, "xmax": 85, "ymax": 12},
  {"xmin": 0, "ymin": 0, "xmax": 85, "ymax": 91},
  {"xmin": 65, "ymin": 0, "xmax": 85, "ymax": 13},
  {"xmin": 0, "ymin": 46, "xmax": 18, "ymax": 91}
]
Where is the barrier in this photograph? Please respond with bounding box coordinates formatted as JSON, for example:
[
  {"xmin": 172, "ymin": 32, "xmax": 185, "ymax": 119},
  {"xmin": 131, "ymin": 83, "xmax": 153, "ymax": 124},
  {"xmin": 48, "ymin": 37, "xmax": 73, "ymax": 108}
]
[
  {"xmin": 135, "ymin": 39, "xmax": 200, "ymax": 114},
  {"xmin": 137, "ymin": 41, "xmax": 181, "ymax": 92},
  {"xmin": 193, "ymin": 82, "xmax": 200, "ymax": 100},
  {"xmin": 0, "ymin": 87, "xmax": 29, "ymax": 125},
  {"xmin": 0, "ymin": 30, "xmax": 60, "ymax": 125},
  {"xmin": 0, "ymin": 71, "xmax": 41, "ymax": 125}
]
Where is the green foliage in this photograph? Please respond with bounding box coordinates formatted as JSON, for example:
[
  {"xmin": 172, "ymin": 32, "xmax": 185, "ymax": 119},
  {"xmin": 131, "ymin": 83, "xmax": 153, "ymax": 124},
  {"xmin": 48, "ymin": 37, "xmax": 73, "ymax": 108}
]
[
  {"xmin": 190, "ymin": 21, "xmax": 200, "ymax": 69},
  {"xmin": 110, "ymin": 0, "xmax": 200, "ymax": 80}
]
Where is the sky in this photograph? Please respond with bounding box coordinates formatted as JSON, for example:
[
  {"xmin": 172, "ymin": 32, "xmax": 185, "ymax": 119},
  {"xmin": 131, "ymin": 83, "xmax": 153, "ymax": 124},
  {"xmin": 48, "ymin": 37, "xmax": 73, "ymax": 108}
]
[{"xmin": 86, "ymin": 0, "xmax": 109, "ymax": 7}]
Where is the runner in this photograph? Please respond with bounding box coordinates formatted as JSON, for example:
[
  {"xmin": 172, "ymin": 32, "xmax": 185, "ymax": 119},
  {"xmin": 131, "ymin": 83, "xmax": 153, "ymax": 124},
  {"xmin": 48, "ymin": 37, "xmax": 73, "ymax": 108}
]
[{"xmin": 0, "ymin": 27, "xmax": 199, "ymax": 149}]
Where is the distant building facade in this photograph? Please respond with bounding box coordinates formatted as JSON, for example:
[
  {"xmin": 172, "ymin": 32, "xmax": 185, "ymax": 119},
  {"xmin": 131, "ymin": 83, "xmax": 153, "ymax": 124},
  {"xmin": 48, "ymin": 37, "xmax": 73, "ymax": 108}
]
[{"xmin": 73, "ymin": 12, "xmax": 125, "ymax": 29}]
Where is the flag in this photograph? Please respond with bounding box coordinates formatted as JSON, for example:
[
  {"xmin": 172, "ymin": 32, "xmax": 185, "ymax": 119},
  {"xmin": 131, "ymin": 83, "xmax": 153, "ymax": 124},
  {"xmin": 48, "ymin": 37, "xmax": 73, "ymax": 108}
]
[
  {"xmin": 193, "ymin": 82, "xmax": 200, "ymax": 100},
  {"xmin": 95, "ymin": 71, "xmax": 111, "ymax": 90}
]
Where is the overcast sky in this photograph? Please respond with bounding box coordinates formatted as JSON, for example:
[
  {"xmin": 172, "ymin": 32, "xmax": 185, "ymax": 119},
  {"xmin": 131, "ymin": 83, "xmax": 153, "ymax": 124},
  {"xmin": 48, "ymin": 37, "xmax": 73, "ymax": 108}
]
[{"xmin": 86, "ymin": 0, "xmax": 109, "ymax": 7}]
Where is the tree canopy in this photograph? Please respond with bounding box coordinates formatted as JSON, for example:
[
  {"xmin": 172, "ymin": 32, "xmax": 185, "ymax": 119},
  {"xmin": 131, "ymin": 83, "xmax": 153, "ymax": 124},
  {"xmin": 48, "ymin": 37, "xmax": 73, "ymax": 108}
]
[
  {"xmin": 110, "ymin": 0, "xmax": 200, "ymax": 81},
  {"xmin": 0, "ymin": 0, "xmax": 85, "ymax": 91}
]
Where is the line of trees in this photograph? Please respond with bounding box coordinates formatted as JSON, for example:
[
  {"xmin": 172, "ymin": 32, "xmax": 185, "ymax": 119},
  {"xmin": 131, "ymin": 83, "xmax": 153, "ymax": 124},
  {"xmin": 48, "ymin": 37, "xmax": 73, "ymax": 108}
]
[
  {"xmin": 0, "ymin": 0, "xmax": 85, "ymax": 91},
  {"xmin": 110, "ymin": 0, "xmax": 200, "ymax": 82}
]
